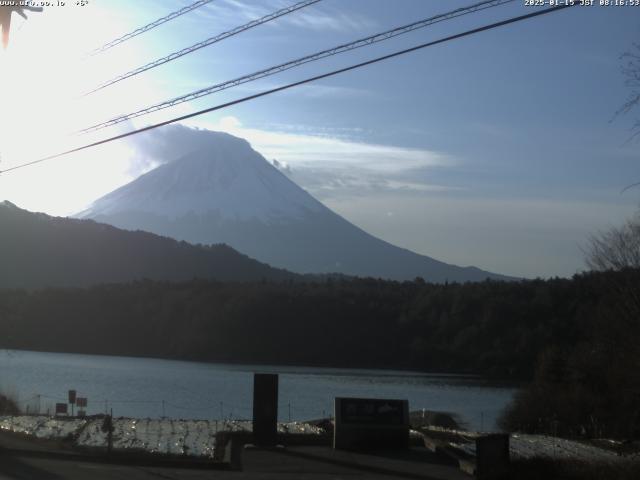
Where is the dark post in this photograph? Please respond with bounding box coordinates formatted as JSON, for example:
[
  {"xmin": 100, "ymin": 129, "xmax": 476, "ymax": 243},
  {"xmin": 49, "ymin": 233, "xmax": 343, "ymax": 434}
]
[
  {"xmin": 108, "ymin": 409, "xmax": 114, "ymax": 455},
  {"xmin": 102, "ymin": 410, "xmax": 114, "ymax": 455},
  {"xmin": 252, "ymin": 373, "xmax": 278, "ymax": 447},
  {"xmin": 68, "ymin": 390, "xmax": 76, "ymax": 417}
]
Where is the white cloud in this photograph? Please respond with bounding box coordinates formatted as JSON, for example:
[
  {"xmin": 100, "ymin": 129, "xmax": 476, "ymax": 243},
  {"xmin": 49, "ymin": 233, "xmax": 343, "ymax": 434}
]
[
  {"xmin": 281, "ymin": 8, "xmax": 377, "ymax": 33},
  {"xmin": 264, "ymin": 122, "xmax": 366, "ymax": 137},
  {"xmin": 186, "ymin": 115, "xmax": 454, "ymax": 197},
  {"xmin": 194, "ymin": 116, "xmax": 450, "ymax": 171},
  {"xmin": 200, "ymin": 0, "xmax": 377, "ymax": 33},
  {"xmin": 232, "ymin": 81, "xmax": 373, "ymax": 100}
]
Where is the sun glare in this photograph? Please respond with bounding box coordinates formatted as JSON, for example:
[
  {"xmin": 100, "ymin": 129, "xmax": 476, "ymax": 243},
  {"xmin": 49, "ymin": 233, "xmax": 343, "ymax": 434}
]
[
  {"xmin": 0, "ymin": 3, "xmax": 155, "ymax": 163},
  {"xmin": 0, "ymin": 3, "xmax": 160, "ymax": 215}
]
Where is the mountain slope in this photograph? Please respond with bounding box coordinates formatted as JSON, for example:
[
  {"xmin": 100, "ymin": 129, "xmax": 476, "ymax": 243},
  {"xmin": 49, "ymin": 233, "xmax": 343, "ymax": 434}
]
[
  {"xmin": 78, "ymin": 127, "xmax": 514, "ymax": 282},
  {"xmin": 0, "ymin": 201, "xmax": 297, "ymax": 289}
]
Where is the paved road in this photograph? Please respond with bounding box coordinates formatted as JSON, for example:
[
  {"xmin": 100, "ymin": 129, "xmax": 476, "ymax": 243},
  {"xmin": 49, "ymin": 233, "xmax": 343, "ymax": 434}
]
[
  {"xmin": 0, "ymin": 428, "xmax": 469, "ymax": 480},
  {"xmin": 0, "ymin": 447, "xmax": 470, "ymax": 480},
  {"xmin": 0, "ymin": 454, "xmax": 219, "ymax": 479}
]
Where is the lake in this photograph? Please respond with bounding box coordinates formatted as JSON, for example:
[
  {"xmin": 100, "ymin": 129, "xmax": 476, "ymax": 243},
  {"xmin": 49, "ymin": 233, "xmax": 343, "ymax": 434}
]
[{"xmin": 0, "ymin": 349, "xmax": 516, "ymax": 431}]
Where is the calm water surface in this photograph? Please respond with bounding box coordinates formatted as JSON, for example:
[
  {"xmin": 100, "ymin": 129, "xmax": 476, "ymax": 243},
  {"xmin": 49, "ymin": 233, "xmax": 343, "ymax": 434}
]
[{"xmin": 0, "ymin": 350, "xmax": 516, "ymax": 431}]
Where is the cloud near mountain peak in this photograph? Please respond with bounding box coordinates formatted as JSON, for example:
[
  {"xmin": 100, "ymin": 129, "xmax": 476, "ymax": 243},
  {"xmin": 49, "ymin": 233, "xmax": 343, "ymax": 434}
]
[{"xmin": 124, "ymin": 117, "xmax": 456, "ymax": 199}]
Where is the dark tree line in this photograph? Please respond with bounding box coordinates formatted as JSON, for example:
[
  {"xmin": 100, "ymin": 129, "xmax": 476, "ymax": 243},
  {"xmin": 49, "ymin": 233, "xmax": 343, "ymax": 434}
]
[{"xmin": 0, "ymin": 269, "xmax": 635, "ymax": 378}]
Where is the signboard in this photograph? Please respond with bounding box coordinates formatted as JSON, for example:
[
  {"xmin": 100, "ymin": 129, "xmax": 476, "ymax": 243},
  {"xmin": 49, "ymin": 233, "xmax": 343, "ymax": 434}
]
[
  {"xmin": 76, "ymin": 397, "xmax": 87, "ymax": 408},
  {"xmin": 334, "ymin": 397, "xmax": 409, "ymax": 451},
  {"xmin": 68, "ymin": 390, "xmax": 76, "ymax": 404},
  {"xmin": 55, "ymin": 403, "xmax": 68, "ymax": 415},
  {"xmin": 339, "ymin": 398, "xmax": 406, "ymax": 425}
]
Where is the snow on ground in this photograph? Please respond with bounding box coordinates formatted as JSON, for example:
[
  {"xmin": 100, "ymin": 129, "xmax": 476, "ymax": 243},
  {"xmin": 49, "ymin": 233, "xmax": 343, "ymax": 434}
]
[
  {"xmin": 448, "ymin": 432, "xmax": 635, "ymax": 462},
  {"xmin": 509, "ymin": 434, "xmax": 628, "ymax": 462},
  {"xmin": 278, "ymin": 422, "xmax": 324, "ymax": 435},
  {"xmin": 419, "ymin": 426, "xmax": 640, "ymax": 463},
  {"xmin": 0, "ymin": 416, "xmax": 323, "ymax": 458},
  {"xmin": 0, "ymin": 415, "xmax": 86, "ymax": 439},
  {"xmin": 5, "ymin": 415, "xmax": 635, "ymax": 463}
]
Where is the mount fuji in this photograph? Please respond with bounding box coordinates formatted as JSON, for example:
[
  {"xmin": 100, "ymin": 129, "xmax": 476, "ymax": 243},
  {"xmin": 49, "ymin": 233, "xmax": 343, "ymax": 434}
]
[{"xmin": 77, "ymin": 127, "xmax": 512, "ymax": 282}]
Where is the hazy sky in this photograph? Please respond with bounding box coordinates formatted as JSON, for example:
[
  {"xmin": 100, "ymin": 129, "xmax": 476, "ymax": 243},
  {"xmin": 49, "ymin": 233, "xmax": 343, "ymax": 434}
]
[{"xmin": 0, "ymin": 0, "xmax": 638, "ymax": 278}]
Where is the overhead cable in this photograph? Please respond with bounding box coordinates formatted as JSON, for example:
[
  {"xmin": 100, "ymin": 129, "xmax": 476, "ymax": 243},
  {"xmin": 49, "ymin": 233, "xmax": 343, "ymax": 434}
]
[
  {"xmin": 79, "ymin": 0, "xmax": 515, "ymax": 134},
  {"xmin": 0, "ymin": 4, "xmax": 577, "ymax": 176},
  {"xmin": 87, "ymin": 0, "xmax": 216, "ymax": 56},
  {"xmin": 85, "ymin": 0, "xmax": 323, "ymax": 95}
]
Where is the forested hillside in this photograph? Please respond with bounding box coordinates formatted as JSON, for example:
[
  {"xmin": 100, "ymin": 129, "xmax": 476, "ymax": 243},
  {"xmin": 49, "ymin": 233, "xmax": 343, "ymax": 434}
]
[
  {"xmin": 1, "ymin": 269, "xmax": 637, "ymax": 381},
  {"xmin": 0, "ymin": 201, "xmax": 297, "ymax": 288}
]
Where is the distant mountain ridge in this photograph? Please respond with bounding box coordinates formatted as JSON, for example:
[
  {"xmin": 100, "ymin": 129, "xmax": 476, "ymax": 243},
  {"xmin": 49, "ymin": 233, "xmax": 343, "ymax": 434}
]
[
  {"xmin": 0, "ymin": 200, "xmax": 297, "ymax": 289},
  {"xmin": 77, "ymin": 127, "xmax": 515, "ymax": 283}
]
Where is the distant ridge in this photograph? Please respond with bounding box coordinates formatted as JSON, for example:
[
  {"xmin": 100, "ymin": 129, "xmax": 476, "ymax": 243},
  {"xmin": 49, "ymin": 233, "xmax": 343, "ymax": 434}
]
[
  {"xmin": 0, "ymin": 200, "xmax": 297, "ymax": 289},
  {"xmin": 78, "ymin": 126, "xmax": 515, "ymax": 283}
]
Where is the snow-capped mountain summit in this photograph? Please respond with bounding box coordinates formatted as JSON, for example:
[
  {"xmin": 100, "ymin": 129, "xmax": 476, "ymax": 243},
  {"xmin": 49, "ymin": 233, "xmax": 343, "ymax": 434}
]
[
  {"xmin": 78, "ymin": 127, "xmax": 513, "ymax": 282},
  {"xmin": 78, "ymin": 131, "xmax": 325, "ymax": 222}
]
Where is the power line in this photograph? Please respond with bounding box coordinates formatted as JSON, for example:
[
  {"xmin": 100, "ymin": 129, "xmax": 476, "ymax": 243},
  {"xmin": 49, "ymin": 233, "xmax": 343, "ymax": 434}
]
[
  {"xmin": 0, "ymin": 4, "xmax": 577, "ymax": 176},
  {"xmin": 85, "ymin": 0, "xmax": 322, "ymax": 96},
  {"xmin": 87, "ymin": 0, "xmax": 216, "ymax": 56},
  {"xmin": 79, "ymin": 0, "xmax": 515, "ymax": 134}
]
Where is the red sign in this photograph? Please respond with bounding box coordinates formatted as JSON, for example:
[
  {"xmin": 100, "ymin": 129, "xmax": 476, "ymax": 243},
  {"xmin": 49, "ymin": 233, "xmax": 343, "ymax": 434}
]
[
  {"xmin": 55, "ymin": 403, "xmax": 68, "ymax": 415},
  {"xmin": 76, "ymin": 397, "xmax": 87, "ymax": 408},
  {"xmin": 68, "ymin": 390, "xmax": 76, "ymax": 404}
]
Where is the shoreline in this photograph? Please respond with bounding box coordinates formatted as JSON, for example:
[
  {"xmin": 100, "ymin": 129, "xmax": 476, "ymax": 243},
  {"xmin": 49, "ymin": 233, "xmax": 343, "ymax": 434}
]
[{"xmin": 1, "ymin": 348, "xmax": 518, "ymax": 384}]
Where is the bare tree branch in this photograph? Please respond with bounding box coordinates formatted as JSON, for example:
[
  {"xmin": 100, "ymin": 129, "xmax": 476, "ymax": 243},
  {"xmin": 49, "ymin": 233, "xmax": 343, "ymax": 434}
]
[{"xmin": 586, "ymin": 212, "xmax": 640, "ymax": 271}]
